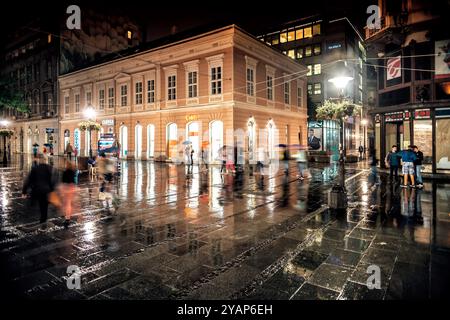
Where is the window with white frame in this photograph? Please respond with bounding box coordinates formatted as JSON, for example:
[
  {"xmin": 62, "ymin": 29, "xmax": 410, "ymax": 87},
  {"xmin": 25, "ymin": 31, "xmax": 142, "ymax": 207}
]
[
  {"xmin": 167, "ymin": 75, "xmax": 176, "ymax": 100},
  {"xmin": 147, "ymin": 79, "xmax": 155, "ymax": 103},
  {"xmin": 188, "ymin": 71, "xmax": 198, "ymax": 98},
  {"xmin": 135, "ymin": 81, "xmax": 143, "ymax": 104},
  {"xmin": 307, "ymin": 65, "xmax": 313, "ymax": 76},
  {"xmin": 64, "ymin": 95, "xmax": 69, "ymax": 114},
  {"xmin": 86, "ymin": 91, "xmax": 92, "ymax": 106},
  {"xmin": 120, "ymin": 84, "xmax": 128, "ymax": 106},
  {"xmin": 284, "ymin": 81, "xmax": 290, "ymax": 104},
  {"xmin": 313, "ymin": 64, "xmax": 321, "ymax": 75},
  {"xmin": 297, "ymin": 86, "xmax": 303, "ymax": 107},
  {"xmin": 246, "ymin": 67, "xmax": 255, "ymax": 96},
  {"xmin": 211, "ymin": 66, "xmax": 222, "ymax": 95},
  {"xmin": 314, "ymin": 83, "xmax": 322, "ymax": 95},
  {"xmin": 307, "ymin": 84, "xmax": 313, "ymax": 95},
  {"xmin": 108, "ymin": 88, "xmax": 114, "ymax": 108},
  {"xmin": 99, "ymin": 89, "xmax": 105, "ymax": 110},
  {"xmin": 75, "ymin": 93, "xmax": 80, "ymax": 112},
  {"xmin": 267, "ymin": 75, "xmax": 273, "ymax": 101}
]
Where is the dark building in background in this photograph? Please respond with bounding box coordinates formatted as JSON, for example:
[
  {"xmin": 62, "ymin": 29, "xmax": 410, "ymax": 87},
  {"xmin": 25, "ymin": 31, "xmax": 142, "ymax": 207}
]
[
  {"xmin": 365, "ymin": 0, "xmax": 450, "ymax": 174},
  {"xmin": 258, "ymin": 15, "xmax": 368, "ymax": 157},
  {"xmin": 0, "ymin": 9, "xmax": 142, "ymax": 155}
]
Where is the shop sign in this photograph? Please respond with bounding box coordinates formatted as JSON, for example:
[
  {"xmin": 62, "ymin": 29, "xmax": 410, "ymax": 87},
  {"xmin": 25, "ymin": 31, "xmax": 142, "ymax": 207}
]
[
  {"xmin": 327, "ymin": 43, "xmax": 342, "ymax": 50},
  {"xmin": 414, "ymin": 109, "xmax": 431, "ymax": 119},
  {"xmin": 101, "ymin": 119, "xmax": 115, "ymax": 126},
  {"xmin": 385, "ymin": 112, "xmax": 403, "ymax": 122},
  {"xmin": 186, "ymin": 115, "xmax": 198, "ymax": 122},
  {"xmin": 308, "ymin": 121, "xmax": 323, "ymax": 128},
  {"xmin": 404, "ymin": 111, "xmax": 410, "ymax": 120},
  {"xmin": 436, "ymin": 107, "xmax": 450, "ymax": 118}
]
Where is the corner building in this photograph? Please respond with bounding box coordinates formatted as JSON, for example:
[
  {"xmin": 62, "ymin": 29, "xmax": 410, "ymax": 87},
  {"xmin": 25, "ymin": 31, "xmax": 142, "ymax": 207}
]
[{"xmin": 59, "ymin": 25, "xmax": 308, "ymax": 162}]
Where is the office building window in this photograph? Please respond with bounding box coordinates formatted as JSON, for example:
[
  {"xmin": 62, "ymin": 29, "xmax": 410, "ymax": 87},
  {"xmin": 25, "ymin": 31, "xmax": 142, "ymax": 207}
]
[
  {"xmin": 135, "ymin": 81, "xmax": 143, "ymax": 104},
  {"xmin": 313, "ymin": 23, "xmax": 321, "ymax": 36},
  {"xmin": 314, "ymin": 83, "xmax": 322, "ymax": 95},
  {"xmin": 64, "ymin": 96, "xmax": 69, "ymax": 114},
  {"xmin": 75, "ymin": 94, "xmax": 80, "ymax": 112},
  {"xmin": 307, "ymin": 65, "xmax": 313, "ymax": 76},
  {"xmin": 271, "ymin": 34, "xmax": 279, "ymax": 45},
  {"xmin": 247, "ymin": 68, "xmax": 255, "ymax": 96},
  {"xmin": 284, "ymin": 81, "xmax": 290, "ymax": 104},
  {"xmin": 167, "ymin": 75, "xmax": 176, "ymax": 100},
  {"xmin": 267, "ymin": 75, "xmax": 273, "ymax": 101},
  {"xmin": 304, "ymin": 26, "xmax": 312, "ymax": 38},
  {"xmin": 307, "ymin": 84, "xmax": 313, "ymax": 95},
  {"xmin": 305, "ymin": 46, "xmax": 312, "ymax": 57},
  {"xmin": 188, "ymin": 71, "xmax": 198, "ymax": 98},
  {"xmin": 296, "ymin": 48, "xmax": 303, "ymax": 59},
  {"xmin": 211, "ymin": 66, "xmax": 222, "ymax": 95},
  {"xmin": 296, "ymin": 29, "xmax": 304, "ymax": 40},
  {"xmin": 147, "ymin": 80, "xmax": 155, "ymax": 103},
  {"xmin": 108, "ymin": 88, "xmax": 114, "ymax": 108},
  {"xmin": 314, "ymin": 44, "xmax": 321, "ymax": 55},
  {"xmin": 99, "ymin": 89, "xmax": 105, "ymax": 109},
  {"xmin": 313, "ymin": 64, "xmax": 321, "ymax": 75},
  {"xmin": 120, "ymin": 84, "xmax": 128, "ymax": 106},
  {"xmin": 287, "ymin": 30, "xmax": 295, "ymax": 42},
  {"xmin": 287, "ymin": 50, "xmax": 295, "ymax": 59},
  {"xmin": 280, "ymin": 32, "xmax": 288, "ymax": 43}
]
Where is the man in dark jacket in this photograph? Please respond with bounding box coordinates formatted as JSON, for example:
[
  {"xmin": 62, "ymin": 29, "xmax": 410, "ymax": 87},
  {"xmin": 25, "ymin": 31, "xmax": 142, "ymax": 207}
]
[
  {"xmin": 385, "ymin": 145, "xmax": 400, "ymax": 181},
  {"xmin": 413, "ymin": 145, "xmax": 424, "ymax": 188},
  {"xmin": 399, "ymin": 145, "xmax": 417, "ymax": 188},
  {"xmin": 22, "ymin": 154, "xmax": 55, "ymax": 229}
]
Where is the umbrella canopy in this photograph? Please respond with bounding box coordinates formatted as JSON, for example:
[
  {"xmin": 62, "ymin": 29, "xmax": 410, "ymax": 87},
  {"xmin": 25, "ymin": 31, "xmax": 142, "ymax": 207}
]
[
  {"xmin": 182, "ymin": 140, "xmax": 192, "ymax": 145},
  {"xmin": 276, "ymin": 144, "xmax": 287, "ymax": 148},
  {"xmin": 32, "ymin": 143, "xmax": 39, "ymax": 147},
  {"xmin": 43, "ymin": 143, "xmax": 52, "ymax": 147}
]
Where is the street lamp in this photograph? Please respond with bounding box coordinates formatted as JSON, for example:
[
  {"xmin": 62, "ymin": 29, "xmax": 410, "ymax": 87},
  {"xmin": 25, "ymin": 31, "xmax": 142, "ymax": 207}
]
[
  {"xmin": 84, "ymin": 105, "xmax": 96, "ymax": 158},
  {"xmin": 327, "ymin": 62, "xmax": 354, "ymax": 210}
]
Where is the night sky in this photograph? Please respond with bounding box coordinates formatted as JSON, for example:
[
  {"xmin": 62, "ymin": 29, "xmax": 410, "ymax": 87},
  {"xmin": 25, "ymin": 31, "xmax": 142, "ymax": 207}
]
[{"xmin": 0, "ymin": 0, "xmax": 375, "ymax": 49}]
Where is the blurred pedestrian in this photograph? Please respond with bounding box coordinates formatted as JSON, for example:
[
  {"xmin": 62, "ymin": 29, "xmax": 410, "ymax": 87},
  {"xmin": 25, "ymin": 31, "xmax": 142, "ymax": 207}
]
[
  {"xmin": 282, "ymin": 146, "xmax": 289, "ymax": 174},
  {"xmin": 295, "ymin": 147, "xmax": 308, "ymax": 180},
  {"xmin": 61, "ymin": 161, "xmax": 76, "ymax": 228},
  {"xmin": 220, "ymin": 147, "xmax": 227, "ymax": 174},
  {"xmin": 200, "ymin": 148, "xmax": 208, "ymax": 172},
  {"xmin": 65, "ymin": 142, "xmax": 74, "ymax": 161},
  {"xmin": 358, "ymin": 145, "xmax": 364, "ymax": 160},
  {"xmin": 413, "ymin": 145, "xmax": 424, "ymax": 188},
  {"xmin": 22, "ymin": 154, "xmax": 55, "ymax": 230}
]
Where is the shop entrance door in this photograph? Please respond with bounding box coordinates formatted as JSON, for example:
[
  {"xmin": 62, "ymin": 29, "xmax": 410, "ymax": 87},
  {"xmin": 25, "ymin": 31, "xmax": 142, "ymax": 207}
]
[{"xmin": 385, "ymin": 121, "xmax": 407, "ymax": 154}]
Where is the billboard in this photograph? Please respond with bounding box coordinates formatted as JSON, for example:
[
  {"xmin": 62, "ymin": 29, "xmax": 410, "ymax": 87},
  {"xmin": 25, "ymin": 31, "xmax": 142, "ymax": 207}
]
[
  {"xmin": 386, "ymin": 56, "xmax": 401, "ymax": 80},
  {"xmin": 98, "ymin": 133, "xmax": 118, "ymax": 154}
]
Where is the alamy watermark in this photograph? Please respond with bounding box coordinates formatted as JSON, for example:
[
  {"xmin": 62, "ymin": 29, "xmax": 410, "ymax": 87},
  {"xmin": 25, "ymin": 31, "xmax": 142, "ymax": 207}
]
[
  {"xmin": 66, "ymin": 5, "xmax": 81, "ymax": 30},
  {"xmin": 66, "ymin": 265, "xmax": 81, "ymax": 290},
  {"xmin": 366, "ymin": 264, "xmax": 381, "ymax": 289},
  {"xmin": 366, "ymin": 5, "xmax": 381, "ymax": 30}
]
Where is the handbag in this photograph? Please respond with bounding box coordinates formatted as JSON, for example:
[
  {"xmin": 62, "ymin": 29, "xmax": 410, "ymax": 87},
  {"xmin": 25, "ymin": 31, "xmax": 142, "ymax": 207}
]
[{"xmin": 48, "ymin": 191, "xmax": 61, "ymax": 208}]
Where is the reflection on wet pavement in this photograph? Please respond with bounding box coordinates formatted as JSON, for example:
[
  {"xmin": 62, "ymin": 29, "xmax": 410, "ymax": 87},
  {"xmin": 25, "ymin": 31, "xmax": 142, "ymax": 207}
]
[{"xmin": 1, "ymin": 155, "xmax": 449, "ymax": 300}]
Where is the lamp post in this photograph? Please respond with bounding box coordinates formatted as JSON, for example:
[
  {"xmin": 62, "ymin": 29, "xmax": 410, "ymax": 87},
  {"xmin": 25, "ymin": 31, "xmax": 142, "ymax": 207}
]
[
  {"xmin": 327, "ymin": 62, "xmax": 354, "ymax": 210},
  {"xmin": 0, "ymin": 120, "xmax": 10, "ymax": 165},
  {"xmin": 84, "ymin": 106, "xmax": 96, "ymax": 158}
]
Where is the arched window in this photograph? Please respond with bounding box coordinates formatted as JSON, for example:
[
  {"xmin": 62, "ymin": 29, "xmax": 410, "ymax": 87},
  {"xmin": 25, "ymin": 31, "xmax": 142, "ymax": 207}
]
[
  {"xmin": 120, "ymin": 125, "xmax": 128, "ymax": 158},
  {"xmin": 266, "ymin": 120, "xmax": 276, "ymax": 159},
  {"xmin": 186, "ymin": 121, "xmax": 200, "ymax": 162},
  {"xmin": 135, "ymin": 124, "xmax": 143, "ymax": 159},
  {"xmin": 166, "ymin": 123, "xmax": 177, "ymax": 159},
  {"xmin": 209, "ymin": 120, "xmax": 223, "ymax": 162},
  {"xmin": 147, "ymin": 124, "xmax": 155, "ymax": 158},
  {"xmin": 247, "ymin": 117, "xmax": 256, "ymax": 162}
]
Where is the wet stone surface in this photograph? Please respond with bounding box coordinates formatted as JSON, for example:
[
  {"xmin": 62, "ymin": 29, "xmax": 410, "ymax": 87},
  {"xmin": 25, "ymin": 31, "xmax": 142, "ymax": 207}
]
[{"xmin": 1, "ymin": 155, "xmax": 450, "ymax": 300}]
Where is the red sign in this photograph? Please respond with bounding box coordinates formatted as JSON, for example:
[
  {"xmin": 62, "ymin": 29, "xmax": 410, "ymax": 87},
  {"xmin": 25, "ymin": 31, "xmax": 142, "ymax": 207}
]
[
  {"xmin": 414, "ymin": 109, "xmax": 431, "ymax": 119},
  {"xmin": 387, "ymin": 56, "xmax": 401, "ymax": 80},
  {"xmin": 385, "ymin": 112, "xmax": 403, "ymax": 122}
]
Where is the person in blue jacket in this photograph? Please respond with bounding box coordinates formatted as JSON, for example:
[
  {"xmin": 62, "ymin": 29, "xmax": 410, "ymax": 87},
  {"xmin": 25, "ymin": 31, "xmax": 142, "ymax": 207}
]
[
  {"xmin": 399, "ymin": 145, "xmax": 417, "ymax": 188},
  {"xmin": 385, "ymin": 145, "xmax": 400, "ymax": 181}
]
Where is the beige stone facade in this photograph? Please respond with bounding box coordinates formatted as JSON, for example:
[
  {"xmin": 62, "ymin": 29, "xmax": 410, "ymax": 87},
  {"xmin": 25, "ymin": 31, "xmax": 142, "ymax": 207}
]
[{"xmin": 58, "ymin": 25, "xmax": 308, "ymax": 162}]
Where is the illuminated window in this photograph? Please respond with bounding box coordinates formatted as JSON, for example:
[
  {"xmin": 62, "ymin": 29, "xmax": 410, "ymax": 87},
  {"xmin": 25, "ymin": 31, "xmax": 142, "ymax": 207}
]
[
  {"xmin": 313, "ymin": 64, "xmax": 321, "ymax": 75},
  {"xmin": 287, "ymin": 30, "xmax": 295, "ymax": 42},
  {"xmin": 287, "ymin": 50, "xmax": 295, "ymax": 59},
  {"xmin": 307, "ymin": 84, "xmax": 313, "ymax": 95},
  {"xmin": 271, "ymin": 34, "xmax": 279, "ymax": 45},
  {"xmin": 307, "ymin": 65, "xmax": 312, "ymax": 76},
  {"xmin": 127, "ymin": 31, "xmax": 132, "ymax": 40},
  {"xmin": 313, "ymin": 44, "xmax": 321, "ymax": 55},
  {"xmin": 47, "ymin": 34, "xmax": 52, "ymax": 43},
  {"xmin": 314, "ymin": 83, "xmax": 322, "ymax": 95},
  {"xmin": 296, "ymin": 48, "xmax": 303, "ymax": 59},
  {"xmin": 295, "ymin": 29, "xmax": 304, "ymax": 40},
  {"xmin": 304, "ymin": 27, "xmax": 312, "ymax": 38},
  {"xmin": 305, "ymin": 46, "xmax": 312, "ymax": 57},
  {"xmin": 280, "ymin": 32, "xmax": 288, "ymax": 43},
  {"xmin": 211, "ymin": 66, "xmax": 222, "ymax": 95},
  {"xmin": 313, "ymin": 24, "xmax": 321, "ymax": 36}
]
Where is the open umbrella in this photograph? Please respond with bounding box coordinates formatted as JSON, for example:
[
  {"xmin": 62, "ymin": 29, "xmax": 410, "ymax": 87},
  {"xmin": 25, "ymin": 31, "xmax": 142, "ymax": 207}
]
[
  {"xmin": 32, "ymin": 143, "xmax": 39, "ymax": 147},
  {"xmin": 182, "ymin": 140, "xmax": 192, "ymax": 145},
  {"xmin": 276, "ymin": 144, "xmax": 287, "ymax": 148}
]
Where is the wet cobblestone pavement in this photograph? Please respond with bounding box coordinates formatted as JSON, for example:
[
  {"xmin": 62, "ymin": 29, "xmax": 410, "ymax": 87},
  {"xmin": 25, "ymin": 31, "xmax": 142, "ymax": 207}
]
[{"xmin": 1, "ymin": 155, "xmax": 449, "ymax": 300}]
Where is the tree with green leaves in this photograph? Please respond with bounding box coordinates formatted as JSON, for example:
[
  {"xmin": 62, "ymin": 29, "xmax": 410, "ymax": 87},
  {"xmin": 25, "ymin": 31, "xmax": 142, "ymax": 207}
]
[{"xmin": 0, "ymin": 77, "xmax": 29, "ymax": 113}]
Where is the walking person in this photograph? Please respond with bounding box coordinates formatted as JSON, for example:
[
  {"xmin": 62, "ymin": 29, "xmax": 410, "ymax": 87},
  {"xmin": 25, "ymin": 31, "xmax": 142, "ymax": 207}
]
[
  {"xmin": 399, "ymin": 145, "xmax": 417, "ymax": 188},
  {"xmin": 385, "ymin": 145, "xmax": 400, "ymax": 181},
  {"xmin": 358, "ymin": 145, "xmax": 364, "ymax": 160},
  {"xmin": 22, "ymin": 154, "xmax": 55, "ymax": 230},
  {"xmin": 200, "ymin": 148, "xmax": 208, "ymax": 172},
  {"xmin": 413, "ymin": 145, "xmax": 424, "ymax": 188},
  {"xmin": 282, "ymin": 146, "xmax": 289, "ymax": 175},
  {"xmin": 65, "ymin": 142, "xmax": 74, "ymax": 161},
  {"xmin": 295, "ymin": 147, "xmax": 308, "ymax": 180},
  {"xmin": 220, "ymin": 147, "xmax": 227, "ymax": 174},
  {"xmin": 61, "ymin": 161, "xmax": 76, "ymax": 228},
  {"xmin": 256, "ymin": 147, "xmax": 267, "ymax": 176},
  {"xmin": 32, "ymin": 144, "xmax": 38, "ymax": 158}
]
